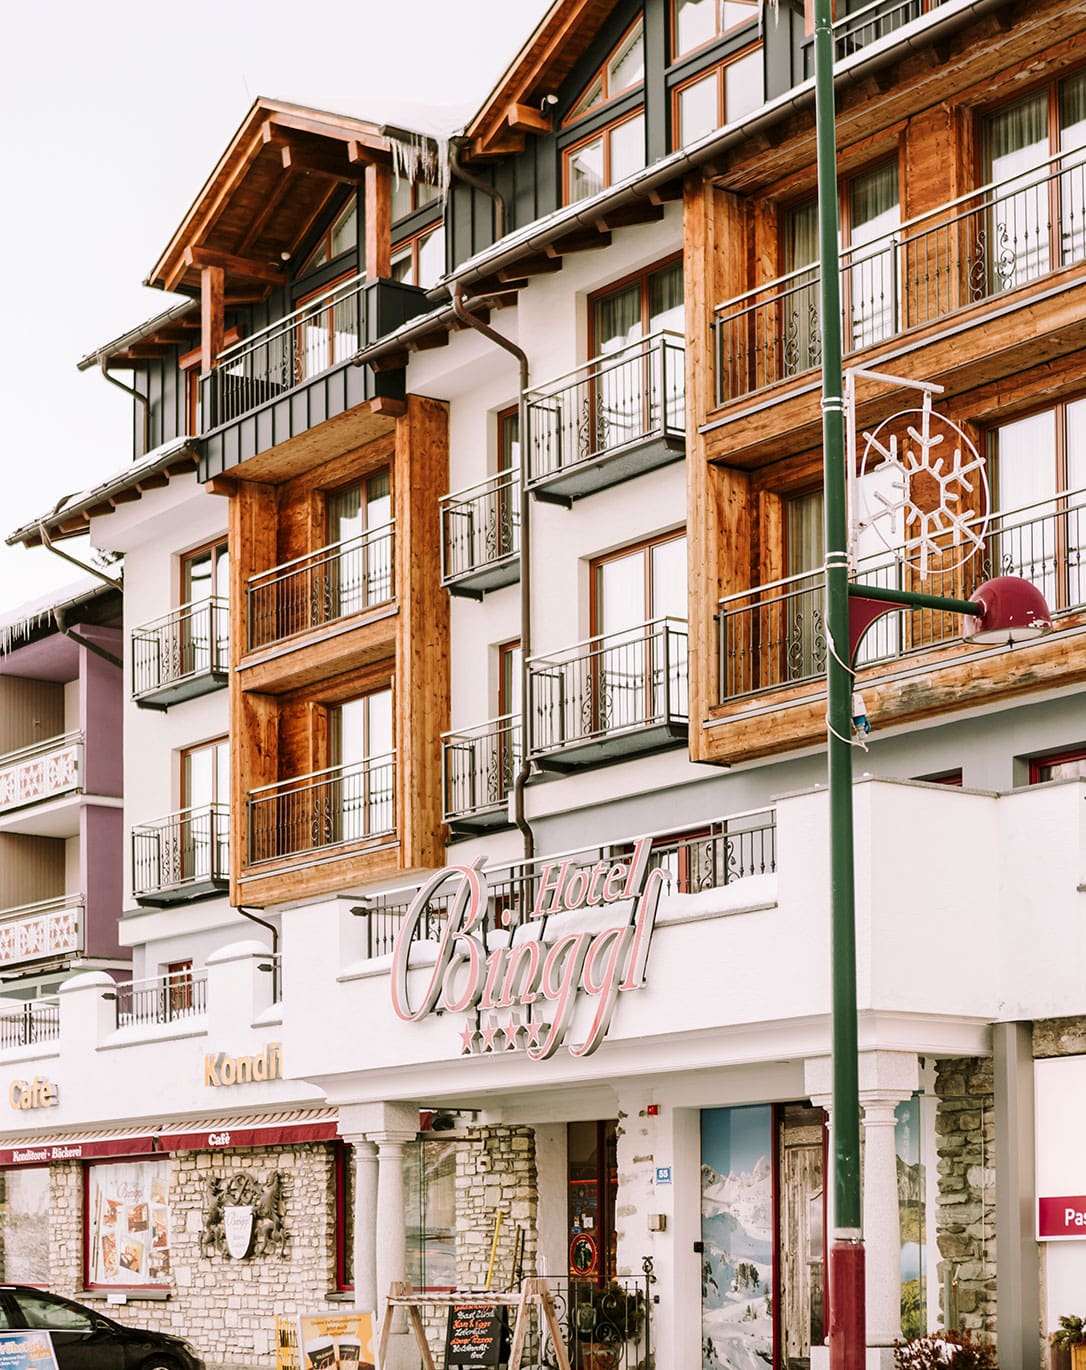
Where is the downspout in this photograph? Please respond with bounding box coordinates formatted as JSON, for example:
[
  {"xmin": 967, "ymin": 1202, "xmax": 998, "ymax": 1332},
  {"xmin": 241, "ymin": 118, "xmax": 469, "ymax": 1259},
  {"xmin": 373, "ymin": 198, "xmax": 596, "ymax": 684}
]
[
  {"xmin": 235, "ymin": 906, "xmax": 281, "ymax": 1000},
  {"xmin": 449, "ymin": 139, "xmax": 507, "ymax": 242},
  {"xmin": 98, "ymin": 355, "xmax": 150, "ymax": 457},
  {"xmin": 53, "ymin": 605, "xmax": 123, "ymax": 671},
  {"xmin": 450, "ymin": 279, "xmax": 534, "ymax": 860}
]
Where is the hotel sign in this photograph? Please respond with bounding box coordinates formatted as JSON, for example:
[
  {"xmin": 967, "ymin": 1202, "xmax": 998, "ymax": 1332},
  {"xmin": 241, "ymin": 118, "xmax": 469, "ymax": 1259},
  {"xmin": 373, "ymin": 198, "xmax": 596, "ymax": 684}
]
[{"xmin": 391, "ymin": 838, "xmax": 663, "ymax": 1060}]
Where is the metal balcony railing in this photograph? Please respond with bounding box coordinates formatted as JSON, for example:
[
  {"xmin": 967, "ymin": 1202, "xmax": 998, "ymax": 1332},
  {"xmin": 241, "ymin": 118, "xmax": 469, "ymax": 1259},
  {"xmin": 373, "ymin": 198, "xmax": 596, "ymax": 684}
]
[
  {"xmin": 131, "ymin": 805, "xmax": 230, "ymax": 900},
  {"xmin": 131, "ymin": 598, "xmax": 229, "ymax": 700},
  {"xmin": 247, "ymin": 753, "xmax": 396, "ymax": 866},
  {"xmin": 0, "ymin": 732, "xmax": 84, "ymax": 814},
  {"xmin": 441, "ymin": 469, "xmax": 520, "ymax": 588},
  {"xmin": 112, "ymin": 967, "xmax": 208, "ymax": 1028},
  {"xmin": 718, "ymin": 490, "xmax": 1086, "ymax": 700},
  {"xmin": 204, "ymin": 273, "xmax": 366, "ymax": 428},
  {"xmin": 713, "ymin": 150, "xmax": 1086, "ymax": 404},
  {"xmin": 0, "ymin": 998, "xmax": 61, "ymax": 1050},
  {"xmin": 525, "ymin": 332, "xmax": 685, "ymax": 492},
  {"xmin": 247, "ymin": 521, "xmax": 395, "ymax": 649},
  {"xmin": 529, "ymin": 618, "xmax": 688, "ymax": 757},
  {"xmin": 810, "ymin": 0, "xmax": 949, "ymax": 67},
  {"xmin": 442, "ymin": 714, "xmax": 521, "ymax": 823},
  {"xmin": 362, "ymin": 807, "xmax": 776, "ymax": 957},
  {"xmin": 0, "ymin": 893, "xmax": 84, "ymax": 969}
]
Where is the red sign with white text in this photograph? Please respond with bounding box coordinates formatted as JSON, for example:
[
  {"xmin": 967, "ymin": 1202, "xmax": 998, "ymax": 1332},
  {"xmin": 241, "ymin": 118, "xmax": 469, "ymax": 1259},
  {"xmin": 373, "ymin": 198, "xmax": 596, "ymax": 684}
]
[{"xmin": 1038, "ymin": 1195, "xmax": 1086, "ymax": 1239}]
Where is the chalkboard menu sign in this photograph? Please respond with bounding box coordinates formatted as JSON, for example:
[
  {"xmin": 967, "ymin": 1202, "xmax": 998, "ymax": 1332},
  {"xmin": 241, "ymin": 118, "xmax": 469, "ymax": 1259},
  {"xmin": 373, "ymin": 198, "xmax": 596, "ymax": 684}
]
[{"xmin": 445, "ymin": 1305, "xmax": 509, "ymax": 1366}]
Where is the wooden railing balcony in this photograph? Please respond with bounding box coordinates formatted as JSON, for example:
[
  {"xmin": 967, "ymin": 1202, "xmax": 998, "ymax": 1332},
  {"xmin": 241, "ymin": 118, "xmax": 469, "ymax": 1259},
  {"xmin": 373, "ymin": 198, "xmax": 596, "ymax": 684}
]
[
  {"xmin": 247, "ymin": 753, "xmax": 396, "ymax": 866},
  {"xmin": 712, "ymin": 150, "xmax": 1086, "ymax": 406},
  {"xmin": 529, "ymin": 618, "xmax": 688, "ymax": 769},
  {"xmin": 131, "ymin": 804, "xmax": 230, "ymax": 906},
  {"xmin": 111, "ymin": 968, "xmax": 208, "ymax": 1029},
  {"xmin": 247, "ymin": 521, "xmax": 395, "ymax": 650},
  {"xmin": 718, "ymin": 489, "xmax": 1086, "ymax": 700},
  {"xmin": 525, "ymin": 332, "xmax": 685, "ymax": 505},
  {"xmin": 131, "ymin": 597, "xmax": 228, "ymax": 707},
  {"xmin": 442, "ymin": 714, "xmax": 521, "ymax": 831},
  {"xmin": 0, "ymin": 997, "xmax": 61, "ymax": 1050},
  {"xmin": 441, "ymin": 469, "xmax": 520, "ymax": 598},
  {"xmin": 0, "ymin": 733, "xmax": 83, "ymax": 816},
  {"xmin": 0, "ymin": 894, "xmax": 83, "ymax": 972}
]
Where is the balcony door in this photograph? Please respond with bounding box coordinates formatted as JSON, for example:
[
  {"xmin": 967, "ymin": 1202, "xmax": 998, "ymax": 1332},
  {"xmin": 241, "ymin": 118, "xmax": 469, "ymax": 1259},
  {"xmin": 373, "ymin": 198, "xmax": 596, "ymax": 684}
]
[
  {"xmin": 180, "ymin": 739, "xmax": 229, "ymax": 883},
  {"xmin": 591, "ymin": 533, "xmax": 687, "ymax": 735},
  {"xmin": 180, "ymin": 540, "xmax": 229, "ymax": 678},
  {"xmin": 326, "ymin": 470, "xmax": 392, "ymax": 619},
  {"xmin": 330, "ymin": 689, "xmax": 393, "ymax": 842}
]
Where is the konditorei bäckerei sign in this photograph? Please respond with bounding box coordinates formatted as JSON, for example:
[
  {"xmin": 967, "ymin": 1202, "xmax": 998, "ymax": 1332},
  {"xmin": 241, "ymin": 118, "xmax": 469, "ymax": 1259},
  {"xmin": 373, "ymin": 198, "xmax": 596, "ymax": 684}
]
[{"xmin": 391, "ymin": 838, "xmax": 663, "ymax": 1060}]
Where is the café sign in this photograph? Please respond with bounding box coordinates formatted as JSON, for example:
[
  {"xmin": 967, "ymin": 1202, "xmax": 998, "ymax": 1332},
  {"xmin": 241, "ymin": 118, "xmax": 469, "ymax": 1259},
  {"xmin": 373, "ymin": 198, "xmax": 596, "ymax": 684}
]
[{"xmin": 391, "ymin": 838, "xmax": 664, "ymax": 1060}]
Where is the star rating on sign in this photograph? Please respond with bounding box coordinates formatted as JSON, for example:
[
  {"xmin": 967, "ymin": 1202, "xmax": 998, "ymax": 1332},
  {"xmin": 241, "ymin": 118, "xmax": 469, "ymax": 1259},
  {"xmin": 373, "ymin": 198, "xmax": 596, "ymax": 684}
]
[{"xmin": 456, "ymin": 1011, "xmax": 550, "ymax": 1054}]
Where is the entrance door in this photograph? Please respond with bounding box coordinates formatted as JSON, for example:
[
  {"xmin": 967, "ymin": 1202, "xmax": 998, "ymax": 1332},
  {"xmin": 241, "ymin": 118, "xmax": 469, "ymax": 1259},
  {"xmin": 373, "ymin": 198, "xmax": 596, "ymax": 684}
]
[{"xmin": 777, "ymin": 1106, "xmax": 826, "ymax": 1370}]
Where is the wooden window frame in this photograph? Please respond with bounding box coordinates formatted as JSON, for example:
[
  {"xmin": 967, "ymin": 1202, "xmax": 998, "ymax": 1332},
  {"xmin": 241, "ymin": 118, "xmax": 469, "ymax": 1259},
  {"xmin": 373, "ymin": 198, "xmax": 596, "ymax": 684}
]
[
  {"xmin": 587, "ymin": 253, "xmax": 685, "ymax": 356},
  {"xmin": 180, "ymin": 538, "xmax": 229, "ymax": 607},
  {"xmin": 590, "ymin": 529, "xmax": 687, "ymax": 637},
  {"xmin": 298, "ymin": 191, "xmax": 359, "ymax": 277},
  {"xmin": 563, "ymin": 108, "xmax": 646, "ymax": 206},
  {"xmin": 180, "ymin": 737, "xmax": 229, "ymax": 812},
  {"xmin": 564, "ymin": 17, "xmax": 645, "ymax": 127},
  {"xmin": 165, "ymin": 958, "xmax": 194, "ymax": 1015},
  {"xmin": 670, "ymin": 0, "xmax": 759, "ymax": 64},
  {"xmin": 391, "ymin": 219, "xmax": 444, "ymax": 288},
  {"xmin": 670, "ymin": 42, "xmax": 761, "ymax": 150},
  {"xmin": 391, "ymin": 177, "xmax": 441, "ymax": 225}
]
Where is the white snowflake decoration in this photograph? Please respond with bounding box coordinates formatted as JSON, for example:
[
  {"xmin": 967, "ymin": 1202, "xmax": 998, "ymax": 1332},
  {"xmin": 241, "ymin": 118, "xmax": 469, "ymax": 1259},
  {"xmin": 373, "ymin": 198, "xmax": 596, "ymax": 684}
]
[{"xmin": 856, "ymin": 393, "xmax": 990, "ymax": 580}]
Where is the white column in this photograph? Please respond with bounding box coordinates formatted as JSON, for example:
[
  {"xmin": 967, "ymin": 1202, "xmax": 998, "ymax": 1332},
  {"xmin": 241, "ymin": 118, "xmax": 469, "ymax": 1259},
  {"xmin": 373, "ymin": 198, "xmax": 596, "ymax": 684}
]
[
  {"xmin": 374, "ymin": 1131, "xmax": 415, "ymax": 1370},
  {"xmin": 860, "ymin": 1097, "xmax": 904, "ymax": 1350},
  {"xmin": 351, "ymin": 1138, "xmax": 378, "ymax": 1313}
]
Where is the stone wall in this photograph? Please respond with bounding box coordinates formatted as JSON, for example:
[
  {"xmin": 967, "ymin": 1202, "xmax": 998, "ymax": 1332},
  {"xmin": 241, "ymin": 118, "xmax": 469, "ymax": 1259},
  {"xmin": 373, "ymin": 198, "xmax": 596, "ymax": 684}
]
[
  {"xmin": 455, "ymin": 1126, "xmax": 538, "ymax": 1291},
  {"xmin": 1032, "ymin": 1014, "xmax": 1086, "ymax": 1058},
  {"xmin": 934, "ymin": 1057, "xmax": 996, "ymax": 1340},
  {"xmin": 45, "ymin": 1143, "xmax": 343, "ymax": 1370}
]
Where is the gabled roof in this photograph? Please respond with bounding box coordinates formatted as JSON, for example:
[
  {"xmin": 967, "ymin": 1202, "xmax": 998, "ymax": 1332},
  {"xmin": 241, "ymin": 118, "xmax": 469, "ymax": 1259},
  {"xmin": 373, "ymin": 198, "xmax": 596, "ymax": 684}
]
[
  {"xmin": 76, "ymin": 298, "xmax": 199, "ymax": 372},
  {"xmin": 146, "ymin": 98, "xmax": 402, "ymax": 297}
]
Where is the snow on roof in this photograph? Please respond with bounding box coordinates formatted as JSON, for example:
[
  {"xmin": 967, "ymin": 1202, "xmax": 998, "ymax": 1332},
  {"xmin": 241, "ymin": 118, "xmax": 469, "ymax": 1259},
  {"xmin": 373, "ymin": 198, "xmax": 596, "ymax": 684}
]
[{"xmin": 0, "ymin": 574, "xmax": 111, "ymax": 656}]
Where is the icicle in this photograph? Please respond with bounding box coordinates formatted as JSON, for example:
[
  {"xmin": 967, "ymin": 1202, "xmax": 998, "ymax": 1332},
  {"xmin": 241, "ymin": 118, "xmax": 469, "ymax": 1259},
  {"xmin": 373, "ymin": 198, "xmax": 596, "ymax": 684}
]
[{"xmin": 387, "ymin": 129, "xmax": 449, "ymax": 198}]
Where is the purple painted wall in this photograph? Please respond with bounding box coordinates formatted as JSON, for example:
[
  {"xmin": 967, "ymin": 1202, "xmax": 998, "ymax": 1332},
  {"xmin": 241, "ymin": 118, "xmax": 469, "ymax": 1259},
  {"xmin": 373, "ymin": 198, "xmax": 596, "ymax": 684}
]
[
  {"xmin": 78, "ymin": 627, "xmax": 123, "ymax": 798},
  {"xmin": 81, "ymin": 804, "xmax": 126, "ymax": 963}
]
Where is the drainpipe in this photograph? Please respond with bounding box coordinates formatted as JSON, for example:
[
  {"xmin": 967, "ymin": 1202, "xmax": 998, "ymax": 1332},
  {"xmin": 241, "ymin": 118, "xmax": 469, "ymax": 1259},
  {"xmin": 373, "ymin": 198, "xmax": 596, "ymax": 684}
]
[
  {"xmin": 35, "ymin": 521, "xmax": 124, "ymax": 670},
  {"xmin": 450, "ymin": 279, "xmax": 533, "ymax": 860},
  {"xmin": 98, "ymin": 355, "xmax": 150, "ymax": 457},
  {"xmin": 449, "ymin": 139, "xmax": 507, "ymax": 242},
  {"xmin": 235, "ymin": 906, "xmax": 281, "ymax": 1000}
]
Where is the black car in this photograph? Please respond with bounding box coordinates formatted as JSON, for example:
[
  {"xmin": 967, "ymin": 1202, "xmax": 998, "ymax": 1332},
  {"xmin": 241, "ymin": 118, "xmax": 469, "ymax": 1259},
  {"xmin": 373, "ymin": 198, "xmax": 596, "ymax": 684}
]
[{"xmin": 0, "ymin": 1286, "xmax": 205, "ymax": 1370}]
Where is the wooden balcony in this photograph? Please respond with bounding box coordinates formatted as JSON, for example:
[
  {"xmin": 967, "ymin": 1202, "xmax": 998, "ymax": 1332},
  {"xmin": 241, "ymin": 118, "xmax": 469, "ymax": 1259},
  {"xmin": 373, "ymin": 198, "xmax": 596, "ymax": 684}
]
[
  {"xmin": 441, "ymin": 470, "xmax": 520, "ymax": 599},
  {"xmin": 705, "ymin": 151, "xmax": 1086, "ymax": 467},
  {"xmin": 525, "ymin": 333, "xmax": 685, "ymax": 506},
  {"xmin": 0, "ymin": 895, "xmax": 83, "ymax": 973},
  {"xmin": 442, "ymin": 714, "xmax": 520, "ymax": 833},
  {"xmin": 131, "ymin": 805, "xmax": 230, "ymax": 907},
  {"xmin": 247, "ymin": 753, "xmax": 395, "ymax": 862},
  {"xmin": 529, "ymin": 618, "xmax": 689, "ymax": 771},
  {"xmin": 131, "ymin": 598, "xmax": 228, "ymax": 709}
]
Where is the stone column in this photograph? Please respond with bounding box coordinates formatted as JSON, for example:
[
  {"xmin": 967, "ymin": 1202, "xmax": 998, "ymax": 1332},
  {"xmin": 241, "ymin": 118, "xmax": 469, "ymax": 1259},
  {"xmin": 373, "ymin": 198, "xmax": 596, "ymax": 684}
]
[{"xmin": 350, "ymin": 1138, "xmax": 378, "ymax": 1313}]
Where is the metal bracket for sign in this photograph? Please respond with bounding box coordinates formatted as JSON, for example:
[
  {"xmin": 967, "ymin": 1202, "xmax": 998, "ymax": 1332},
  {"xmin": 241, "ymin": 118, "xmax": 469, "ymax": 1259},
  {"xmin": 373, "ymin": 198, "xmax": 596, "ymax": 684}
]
[{"xmin": 378, "ymin": 1278, "xmax": 571, "ymax": 1370}]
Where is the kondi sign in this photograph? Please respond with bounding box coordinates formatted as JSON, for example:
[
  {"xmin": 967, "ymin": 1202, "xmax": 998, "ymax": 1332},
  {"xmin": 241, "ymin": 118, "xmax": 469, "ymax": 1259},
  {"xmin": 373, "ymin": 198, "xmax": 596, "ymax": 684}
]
[{"xmin": 390, "ymin": 838, "xmax": 663, "ymax": 1060}]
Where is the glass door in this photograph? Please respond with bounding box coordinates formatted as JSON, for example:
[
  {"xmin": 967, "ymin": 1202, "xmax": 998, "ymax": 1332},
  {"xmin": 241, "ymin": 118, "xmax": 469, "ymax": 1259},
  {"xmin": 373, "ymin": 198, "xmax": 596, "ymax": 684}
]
[
  {"xmin": 330, "ymin": 689, "xmax": 393, "ymax": 842},
  {"xmin": 326, "ymin": 470, "xmax": 392, "ymax": 619},
  {"xmin": 181, "ymin": 738, "xmax": 229, "ymax": 882},
  {"xmin": 181, "ymin": 540, "xmax": 229, "ymax": 676}
]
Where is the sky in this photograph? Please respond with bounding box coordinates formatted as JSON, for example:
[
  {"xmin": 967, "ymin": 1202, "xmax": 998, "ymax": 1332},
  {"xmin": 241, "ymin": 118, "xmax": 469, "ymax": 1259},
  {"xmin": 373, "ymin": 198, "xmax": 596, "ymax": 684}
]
[{"xmin": 0, "ymin": 0, "xmax": 551, "ymax": 616}]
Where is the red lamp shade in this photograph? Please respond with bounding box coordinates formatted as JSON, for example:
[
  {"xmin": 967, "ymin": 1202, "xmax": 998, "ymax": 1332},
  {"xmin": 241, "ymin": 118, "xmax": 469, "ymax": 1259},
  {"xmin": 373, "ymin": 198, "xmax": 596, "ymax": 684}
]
[{"xmin": 963, "ymin": 576, "xmax": 1053, "ymax": 644}]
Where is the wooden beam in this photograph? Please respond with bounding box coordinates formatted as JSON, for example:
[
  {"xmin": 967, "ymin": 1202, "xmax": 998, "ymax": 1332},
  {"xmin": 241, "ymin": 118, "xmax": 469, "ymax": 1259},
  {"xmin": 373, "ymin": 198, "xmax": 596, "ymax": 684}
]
[
  {"xmin": 135, "ymin": 472, "xmax": 170, "ymax": 491},
  {"xmin": 365, "ymin": 162, "xmax": 391, "ymax": 279},
  {"xmin": 498, "ymin": 254, "xmax": 562, "ymax": 280},
  {"xmin": 412, "ymin": 331, "xmax": 450, "ymax": 352},
  {"xmin": 119, "ymin": 344, "xmax": 168, "ymax": 359},
  {"xmin": 546, "ymin": 227, "xmax": 612, "ymax": 256},
  {"xmin": 347, "ymin": 138, "xmax": 391, "ymax": 167},
  {"xmin": 236, "ymin": 173, "xmax": 296, "ymax": 256},
  {"xmin": 648, "ymin": 183, "xmax": 684, "ymax": 205},
  {"xmin": 204, "ymin": 475, "xmax": 237, "ymax": 497},
  {"xmin": 505, "ymin": 102, "xmax": 552, "ymax": 134},
  {"xmin": 201, "ymin": 265, "xmax": 225, "ymax": 374},
  {"xmin": 280, "ymin": 142, "xmax": 365, "ymax": 185},
  {"xmin": 470, "ymin": 132, "xmax": 526, "ymax": 159},
  {"xmin": 265, "ymin": 111, "xmax": 389, "ymax": 153},
  {"xmin": 592, "ymin": 202, "xmax": 665, "ymax": 232},
  {"xmin": 370, "ymin": 396, "xmax": 407, "ymax": 417},
  {"xmin": 369, "ymin": 350, "xmax": 409, "ymax": 374},
  {"xmin": 186, "ymin": 245, "xmax": 285, "ymax": 285},
  {"xmin": 148, "ymin": 325, "xmax": 200, "ymax": 345}
]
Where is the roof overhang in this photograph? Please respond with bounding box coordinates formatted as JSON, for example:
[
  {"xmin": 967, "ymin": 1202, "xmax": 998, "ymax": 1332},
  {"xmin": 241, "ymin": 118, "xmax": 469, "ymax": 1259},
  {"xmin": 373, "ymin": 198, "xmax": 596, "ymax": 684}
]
[{"xmin": 77, "ymin": 298, "xmax": 200, "ymax": 372}]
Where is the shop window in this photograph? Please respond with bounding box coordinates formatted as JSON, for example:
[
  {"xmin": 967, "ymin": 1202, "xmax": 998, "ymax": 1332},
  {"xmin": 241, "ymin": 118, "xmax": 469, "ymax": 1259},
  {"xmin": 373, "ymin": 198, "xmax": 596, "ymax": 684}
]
[
  {"xmin": 86, "ymin": 1157, "xmax": 173, "ymax": 1287},
  {"xmin": 567, "ymin": 1120, "xmax": 617, "ymax": 1282},
  {"xmin": 405, "ymin": 1137, "xmax": 457, "ymax": 1290},
  {"xmin": 673, "ymin": 0, "xmax": 759, "ymax": 60},
  {"xmin": 0, "ymin": 1166, "xmax": 49, "ymax": 1284},
  {"xmin": 567, "ymin": 19, "xmax": 644, "ymax": 123},
  {"xmin": 988, "ymin": 397, "xmax": 1086, "ymax": 612},
  {"xmin": 565, "ymin": 112, "xmax": 646, "ymax": 204},
  {"xmin": 300, "ymin": 194, "xmax": 359, "ymax": 275},
  {"xmin": 673, "ymin": 46, "xmax": 762, "ymax": 147},
  {"xmin": 1029, "ymin": 747, "xmax": 1086, "ymax": 782},
  {"xmin": 336, "ymin": 1142, "xmax": 354, "ymax": 1290},
  {"xmin": 391, "ymin": 222, "xmax": 445, "ymax": 289}
]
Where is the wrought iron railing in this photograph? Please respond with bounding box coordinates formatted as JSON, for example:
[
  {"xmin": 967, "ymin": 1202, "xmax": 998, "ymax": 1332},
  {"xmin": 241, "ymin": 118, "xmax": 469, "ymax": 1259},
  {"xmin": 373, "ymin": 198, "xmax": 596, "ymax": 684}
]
[
  {"xmin": 204, "ymin": 273, "xmax": 366, "ymax": 427},
  {"xmin": 0, "ymin": 998, "xmax": 61, "ymax": 1050},
  {"xmin": 525, "ymin": 331, "xmax": 685, "ymax": 485},
  {"xmin": 247, "ymin": 753, "xmax": 396, "ymax": 866},
  {"xmin": 0, "ymin": 893, "xmax": 84, "ymax": 970},
  {"xmin": 363, "ymin": 808, "xmax": 776, "ymax": 956},
  {"xmin": 713, "ymin": 151, "xmax": 1086, "ymax": 404},
  {"xmin": 131, "ymin": 598, "xmax": 228, "ymax": 698},
  {"xmin": 441, "ymin": 470, "xmax": 520, "ymax": 584},
  {"xmin": 112, "ymin": 968, "xmax": 208, "ymax": 1028},
  {"xmin": 817, "ymin": 0, "xmax": 949, "ymax": 66},
  {"xmin": 131, "ymin": 805, "xmax": 230, "ymax": 897},
  {"xmin": 442, "ymin": 714, "xmax": 521, "ymax": 822},
  {"xmin": 0, "ymin": 731, "xmax": 84, "ymax": 814},
  {"xmin": 247, "ymin": 521, "xmax": 394, "ymax": 649},
  {"xmin": 718, "ymin": 490, "xmax": 1086, "ymax": 700},
  {"xmin": 529, "ymin": 618, "xmax": 688, "ymax": 756},
  {"xmin": 528, "ymin": 1277, "xmax": 651, "ymax": 1370}
]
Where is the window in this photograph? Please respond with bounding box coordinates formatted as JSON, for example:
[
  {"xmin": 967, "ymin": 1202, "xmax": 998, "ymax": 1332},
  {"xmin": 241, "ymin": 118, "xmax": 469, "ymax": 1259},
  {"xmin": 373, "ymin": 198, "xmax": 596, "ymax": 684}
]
[
  {"xmin": 10, "ymin": 1290, "xmax": 94, "ymax": 1332},
  {"xmin": 0, "ymin": 1167, "xmax": 49, "ymax": 1284},
  {"xmin": 300, "ymin": 194, "xmax": 359, "ymax": 275},
  {"xmin": 180, "ymin": 539, "xmax": 229, "ymax": 677},
  {"xmin": 295, "ymin": 274, "xmax": 362, "ymax": 381},
  {"xmin": 335, "ymin": 1142, "xmax": 354, "ymax": 1290},
  {"xmin": 498, "ymin": 639, "xmax": 522, "ymax": 796},
  {"xmin": 181, "ymin": 738, "xmax": 230, "ymax": 883},
  {"xmin": 330, "ymin": 688, "xmax": 394, "ymax": 841},
  {"xmin": 673, "ymin": 47, "xmax": 762, "ymax": 147},
  {"xmin": 499, "ymin": 405, "xmax": 519, "ymax": 474},
  {"xmin": 566, "ymin": 112, "xmax": 646, "ymax": 204},
  {"xmin": 404, "ymin": 1137, "xmax": 457, "ymax": 1290},
  {"xmin": 1029, "ymin": 748, "xmax": 1086, "ymax": 783},
  {"xmin": 673, "ymin": 0, "xmax": 759, "ymax": 59},
  {"xmin": 391, "ymin": 177, "xmax": 441, "ymax": 223},
  {"xmin": 86, "ymin": 1157, "xmax": 173, "ymax": 1286},
  {"xmin": 983, "ymin": 70, "xmax": 1086, "ymax": 292},
  {"xmin": 989, "ymin": 397, "xmax": 1086, "ymax": 611},
  {"xmin": 165, "ymin": 959, "xmax": 194, "ymax": 1016},
  {"xmin": 568, "ymin": 19, "xmax": 645, "ymax": 122},
  {"xmin": 391, "ymin": 221, "xmax": 445, "ymax": 288},
  {"xmin": 326, "ymin": 470, "xmax": 393, "ymax": 616},
  {"xmin": 567, "ymin": 1120, "xmax": 617, "ymax": 1281}
]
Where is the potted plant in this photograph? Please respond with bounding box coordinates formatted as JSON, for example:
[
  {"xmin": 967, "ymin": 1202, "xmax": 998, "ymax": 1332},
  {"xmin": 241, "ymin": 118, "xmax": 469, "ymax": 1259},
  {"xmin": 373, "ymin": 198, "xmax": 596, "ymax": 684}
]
[
  {"xmin": 569, "ymin": 1282, "xmax": 647, "ymax": 1369},
  {"xmin": 1049, "ymin": 1315, "xmax": 1086, "ymax": 1370}
]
